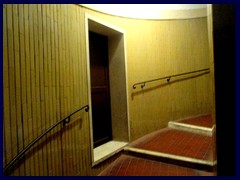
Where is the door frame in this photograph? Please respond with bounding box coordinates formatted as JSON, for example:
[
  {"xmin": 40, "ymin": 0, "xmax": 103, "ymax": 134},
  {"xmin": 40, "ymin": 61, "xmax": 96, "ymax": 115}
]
[{"xmin": 85, "ymin": 14, "xmax": 130, "ymax": 165}]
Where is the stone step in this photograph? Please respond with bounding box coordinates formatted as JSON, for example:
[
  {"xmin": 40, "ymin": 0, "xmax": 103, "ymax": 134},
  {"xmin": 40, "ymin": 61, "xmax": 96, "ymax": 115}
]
[{"xmin": 168, "ymin": 121, "xmax": 215, "ymax": 136}]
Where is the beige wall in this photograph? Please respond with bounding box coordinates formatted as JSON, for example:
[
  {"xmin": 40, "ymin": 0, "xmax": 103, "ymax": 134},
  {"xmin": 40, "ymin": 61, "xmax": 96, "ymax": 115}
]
[
  {"xmin": 3, "ymin": 4, "xmax": 211, "ymax": 175},
  {"xmin": 127, "ymin": 18, "xmax": 211, "ymax": 139},
  {"xmin": 84, "ymin": 7, "xmax": 211, "ymax": 140}
]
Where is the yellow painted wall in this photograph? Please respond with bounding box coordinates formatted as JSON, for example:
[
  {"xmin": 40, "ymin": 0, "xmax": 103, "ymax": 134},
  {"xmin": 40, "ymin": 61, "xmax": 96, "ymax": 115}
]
[
  {"xmin": 3, "ymin": 4, "xmax": 92, "ymax": 176},
  {"xmin": 3, "ymin": 4, "xmax": 211, "ymax": 175},
  {"xmin": 84, "ymin": 7, "xmax": 211, "ymax": 140}
]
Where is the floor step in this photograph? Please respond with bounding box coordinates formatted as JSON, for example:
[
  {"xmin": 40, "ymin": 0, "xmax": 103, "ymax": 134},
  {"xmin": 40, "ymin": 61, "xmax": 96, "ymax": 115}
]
[
  {"xmin": 168, "ymin": 121, "xmax": 215, "ymax": 136},
  {"xmin": 98, "ymin": 154, "xmax": 216, "ymax": 176},
  {"xmin": 168, "ymin": 114, "xmax": 215, "ymax": 136},
  {"xmin": 123, "ymin": 147, "xmax": 216, "ymax": 172},
  {"xmin": 126, "ymin": 128, "xmax": 216, "ymax": 170},
  {"xmin": 177, "ymin": 114, "xmax": 213, "ymax": 128}
]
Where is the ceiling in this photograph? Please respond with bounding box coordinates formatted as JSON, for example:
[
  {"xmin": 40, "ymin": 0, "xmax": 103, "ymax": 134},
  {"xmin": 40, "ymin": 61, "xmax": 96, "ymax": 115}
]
[{"xmin": 81, "ymin": 4, "xmax": 208, "ymax": 20}]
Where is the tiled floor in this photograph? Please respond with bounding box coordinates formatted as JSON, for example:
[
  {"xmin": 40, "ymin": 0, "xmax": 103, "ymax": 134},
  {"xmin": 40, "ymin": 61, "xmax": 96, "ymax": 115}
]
[
  {"xmin": 98, "ymin": 114, "xmax": 216, "ymax": 176},
  {"xmin": 99, "ymin": 154, "xmax": 215, "ymax": 176},
  {"xmin": 178, "ymin": 114, "xmax": 213, "ymax": 128},
  {"xmin": 128, "ymin": 128, "xmax": 214, "ymax": 161}
]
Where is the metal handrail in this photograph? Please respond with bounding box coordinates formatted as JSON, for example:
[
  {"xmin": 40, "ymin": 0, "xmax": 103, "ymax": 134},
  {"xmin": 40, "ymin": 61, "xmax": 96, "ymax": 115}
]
[
  {"xmin": 3, "ymin": 105, "xmax": 89, "ymax": 175},
  {"xmin": 133, "ymin": 68, "xmax": 210, "ymax": 89}
]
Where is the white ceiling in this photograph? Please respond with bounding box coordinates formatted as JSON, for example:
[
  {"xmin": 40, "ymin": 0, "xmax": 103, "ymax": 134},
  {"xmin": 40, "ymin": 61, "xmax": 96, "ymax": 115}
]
[{"xmin": 81, "ymin": 4, "xmax": 208, "ymax": 20}]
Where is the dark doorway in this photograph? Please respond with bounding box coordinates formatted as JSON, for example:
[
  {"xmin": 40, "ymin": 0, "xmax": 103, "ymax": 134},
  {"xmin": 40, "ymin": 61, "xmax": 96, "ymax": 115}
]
[{"xmin": 89, "ymin": 31, "xmax": 112, "ymax": 148}]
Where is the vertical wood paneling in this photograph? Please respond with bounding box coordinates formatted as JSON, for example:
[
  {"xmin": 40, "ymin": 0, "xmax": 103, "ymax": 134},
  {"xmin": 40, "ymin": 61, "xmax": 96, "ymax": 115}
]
[
  {"xmin": 33, "ymin": 5, "xmax": 44, "ymax": 175},
  {"xmin": 41, "ymin": 4, "xmax": 50, "ymax": 176},
  {"xmin": 50, "ymin": 4, "xmax": 59, "ymax": 175},
  {"xmin": 64, "ymin": 6, "xmax": 71, "ymax": 175},
  {"xmin": 29, "ymin": 4, "xmax": 39, "ymax": 175},
  {"xmin": 77, "ymin": 6, "xmax": 84, "ymax": 175},
  {"xmin": 19, "ymin": 4, "xmax": 29, "ymax": 175},
  {"xmin": 56, "ymin": 4, "xmax": 64, "ymax": 176},
  {"xmin": 3, "ymin": 4, "xmax": 12, "ymax": 169},
  {"xmin": 32, "ymin": 4, "xmax": 42, "ymax": 175},
  {"xmin": 60, "ymin": 5, "xmax": 66, "ymax": 175},
  {"xmin": 24, "ymin": 4, "xmax": 35, "ymax": 175},
  {"xmin": 54, "ymin": 4, "xmax": 63, "ymax": 176},
  {"xmin": 64, "ymin": 5, "xmax": 70, "ymax": 175},
  {"xmin": 47, "ymin": 4, "xmax": 55, "ymax": 175},
  {"xmin": 68, "ymin": 6, "xmax": 74, "ymax": 175},
  {"xmin": 7, "ymin": 4, "xmax": 19, "ymax": 176},
  {"xmin": 38, "ymin": 4, "xmax": 48, "ymax": 176},
  {"xmin": 13, "ymin": 4, "xmax": 25, "ymax": 175}
]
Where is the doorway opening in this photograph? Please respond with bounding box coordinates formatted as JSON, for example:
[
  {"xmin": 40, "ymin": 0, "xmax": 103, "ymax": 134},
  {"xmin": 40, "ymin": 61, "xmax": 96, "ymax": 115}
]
[
  {"xmin": 89, "ymin": 31, "xmax": 112, "ymax": 148},
  {"xmin": 85, "ymin": 14, "xmax": 130, "ymax": 166}
]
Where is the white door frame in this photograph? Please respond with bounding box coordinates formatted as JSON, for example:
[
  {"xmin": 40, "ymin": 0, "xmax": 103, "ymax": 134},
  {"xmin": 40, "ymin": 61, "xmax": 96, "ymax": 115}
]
[{"xmin": 84, "ymin": 13, "xmax": 130, "ymax": 165}]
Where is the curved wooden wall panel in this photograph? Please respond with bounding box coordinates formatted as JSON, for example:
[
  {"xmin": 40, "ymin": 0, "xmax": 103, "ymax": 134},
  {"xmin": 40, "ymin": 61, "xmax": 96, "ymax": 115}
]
[{"xmin": 3, "ymin": 4, "xmax": 91, "ymax": 176}]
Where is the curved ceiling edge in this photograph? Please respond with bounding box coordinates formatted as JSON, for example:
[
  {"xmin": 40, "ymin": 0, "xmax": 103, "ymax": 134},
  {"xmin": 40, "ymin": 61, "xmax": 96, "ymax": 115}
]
[{"xmin": 81, "ymin": 4, "xmax": 207, "ymax": 20}]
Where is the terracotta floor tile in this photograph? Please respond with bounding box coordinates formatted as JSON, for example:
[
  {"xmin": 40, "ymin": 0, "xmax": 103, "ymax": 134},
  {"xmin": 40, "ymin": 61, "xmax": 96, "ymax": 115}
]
[
  {"xmin": 179, "ymin": 114, "xmax": 213, "ymax": 128},
  {"xmin": 99, "ymin": 115, "xmax": 216, "ymax": 176},
  {"xmin": 129, "ymin": 128, "xmax": 214, "ymax": 161},
  {"xmin": 99, "ymin": 155, "xmax": 215, "ymax": 176}
]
